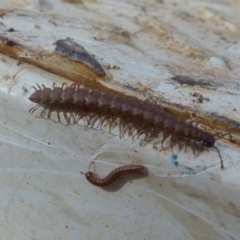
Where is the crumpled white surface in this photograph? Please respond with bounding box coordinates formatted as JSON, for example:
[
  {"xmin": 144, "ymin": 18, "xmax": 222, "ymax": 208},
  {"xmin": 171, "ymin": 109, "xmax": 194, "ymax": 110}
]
[{"xmin": 0, "ymin": 1, "xmax": 240, "ymax": 239}]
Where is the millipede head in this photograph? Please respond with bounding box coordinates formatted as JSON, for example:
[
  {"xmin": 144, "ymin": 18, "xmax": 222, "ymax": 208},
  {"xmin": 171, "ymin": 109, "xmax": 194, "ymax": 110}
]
[
  {"xmin": 80, "ymin": 171, "xmax": 93, "ymax": 179},
  {"xmin": 80, "ymin": 161, "xmax": 95, "ymax": 177},
  {"xmin": 85, "ymin": 172, "xmax": 93, "ymax": 179},
  {"xmin": 202, "ymin": 133, "xmax": 215, "ymax": 148},
  {"xmin": 29, "ymin": 90, "xmax": 42, "ymax": 103}
]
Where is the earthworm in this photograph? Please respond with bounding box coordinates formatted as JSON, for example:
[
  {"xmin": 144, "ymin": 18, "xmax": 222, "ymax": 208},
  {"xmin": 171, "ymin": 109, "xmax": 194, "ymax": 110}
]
[{"xmin": 81, "ymin": 163, "xmax": 147, "ymax": 187}]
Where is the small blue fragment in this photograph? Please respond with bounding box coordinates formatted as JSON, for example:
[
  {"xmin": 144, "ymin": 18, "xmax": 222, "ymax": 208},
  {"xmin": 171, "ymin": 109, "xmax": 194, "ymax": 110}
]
[
  {"xmin": 185, "ymin": 166, "xmax": 194, "ymax": 172},
  {"xmin": 172, "ymin": 154, "xmax": 178, "ymax": 160},
  {"xmin": 171, "ymin": 154, "xmax": 179, "ymax": 167}
]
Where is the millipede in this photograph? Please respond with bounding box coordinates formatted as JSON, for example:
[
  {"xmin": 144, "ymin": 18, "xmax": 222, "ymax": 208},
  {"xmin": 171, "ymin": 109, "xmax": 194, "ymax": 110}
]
[
  {"xmin": 81, "ymin": 163, "xmax": 147, "ymax": 187},
  {"xmin": 28, "ymin": 82, "xmax": 225, "ymax": 169}
]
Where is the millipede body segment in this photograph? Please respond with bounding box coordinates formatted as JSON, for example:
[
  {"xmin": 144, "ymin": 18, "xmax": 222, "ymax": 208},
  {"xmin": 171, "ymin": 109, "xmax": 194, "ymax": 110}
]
[
  {"xmin": 82, "ymin": 164, "xmax": 147, "ymax": 187},
  {"xmin": 29, "ymin": 82, "xmax": 224, "ymax": 169}
]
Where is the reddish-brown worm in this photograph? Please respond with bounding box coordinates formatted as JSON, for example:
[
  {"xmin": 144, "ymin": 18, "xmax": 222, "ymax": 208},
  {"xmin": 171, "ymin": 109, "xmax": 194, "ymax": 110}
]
[
  {"xmin": 81, "ymin": 164, "xmax": 147, "ymax": 187},
  {"xmin": 29, "ymin": 82, "xmax": 224, "ymax": 169}
]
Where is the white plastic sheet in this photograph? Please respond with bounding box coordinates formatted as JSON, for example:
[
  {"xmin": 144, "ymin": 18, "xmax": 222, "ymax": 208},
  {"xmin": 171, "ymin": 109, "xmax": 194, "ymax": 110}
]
[{"xmin": 0, "ymin": 1, "xmax": 240, "ymax": 239}]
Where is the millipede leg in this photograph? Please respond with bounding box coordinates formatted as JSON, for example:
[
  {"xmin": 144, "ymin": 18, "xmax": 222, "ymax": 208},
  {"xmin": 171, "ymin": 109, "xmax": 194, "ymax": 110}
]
[{"xmin": 29, "ymin": 104, "xmax": 40, "ymax": 114}]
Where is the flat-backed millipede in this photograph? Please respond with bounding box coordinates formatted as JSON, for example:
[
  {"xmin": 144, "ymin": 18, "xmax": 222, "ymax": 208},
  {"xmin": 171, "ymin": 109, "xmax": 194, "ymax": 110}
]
[
  {"xmin": 29, "ymin": 82, "xmax": 224, "ymax": 169},
  {"xmin": 81, "ymin": 163, "xmax": 147, "ymax": 187}
]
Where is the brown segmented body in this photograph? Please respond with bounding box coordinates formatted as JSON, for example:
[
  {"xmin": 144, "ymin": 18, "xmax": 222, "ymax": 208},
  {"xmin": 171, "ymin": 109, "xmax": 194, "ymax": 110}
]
[
  {"xmin": 29, "ymin": 83, "xmax": 224, "ymax": 169},
  {"xmin": 83, "ymin": 164, "xmax": 146, "ymax": 187}
]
